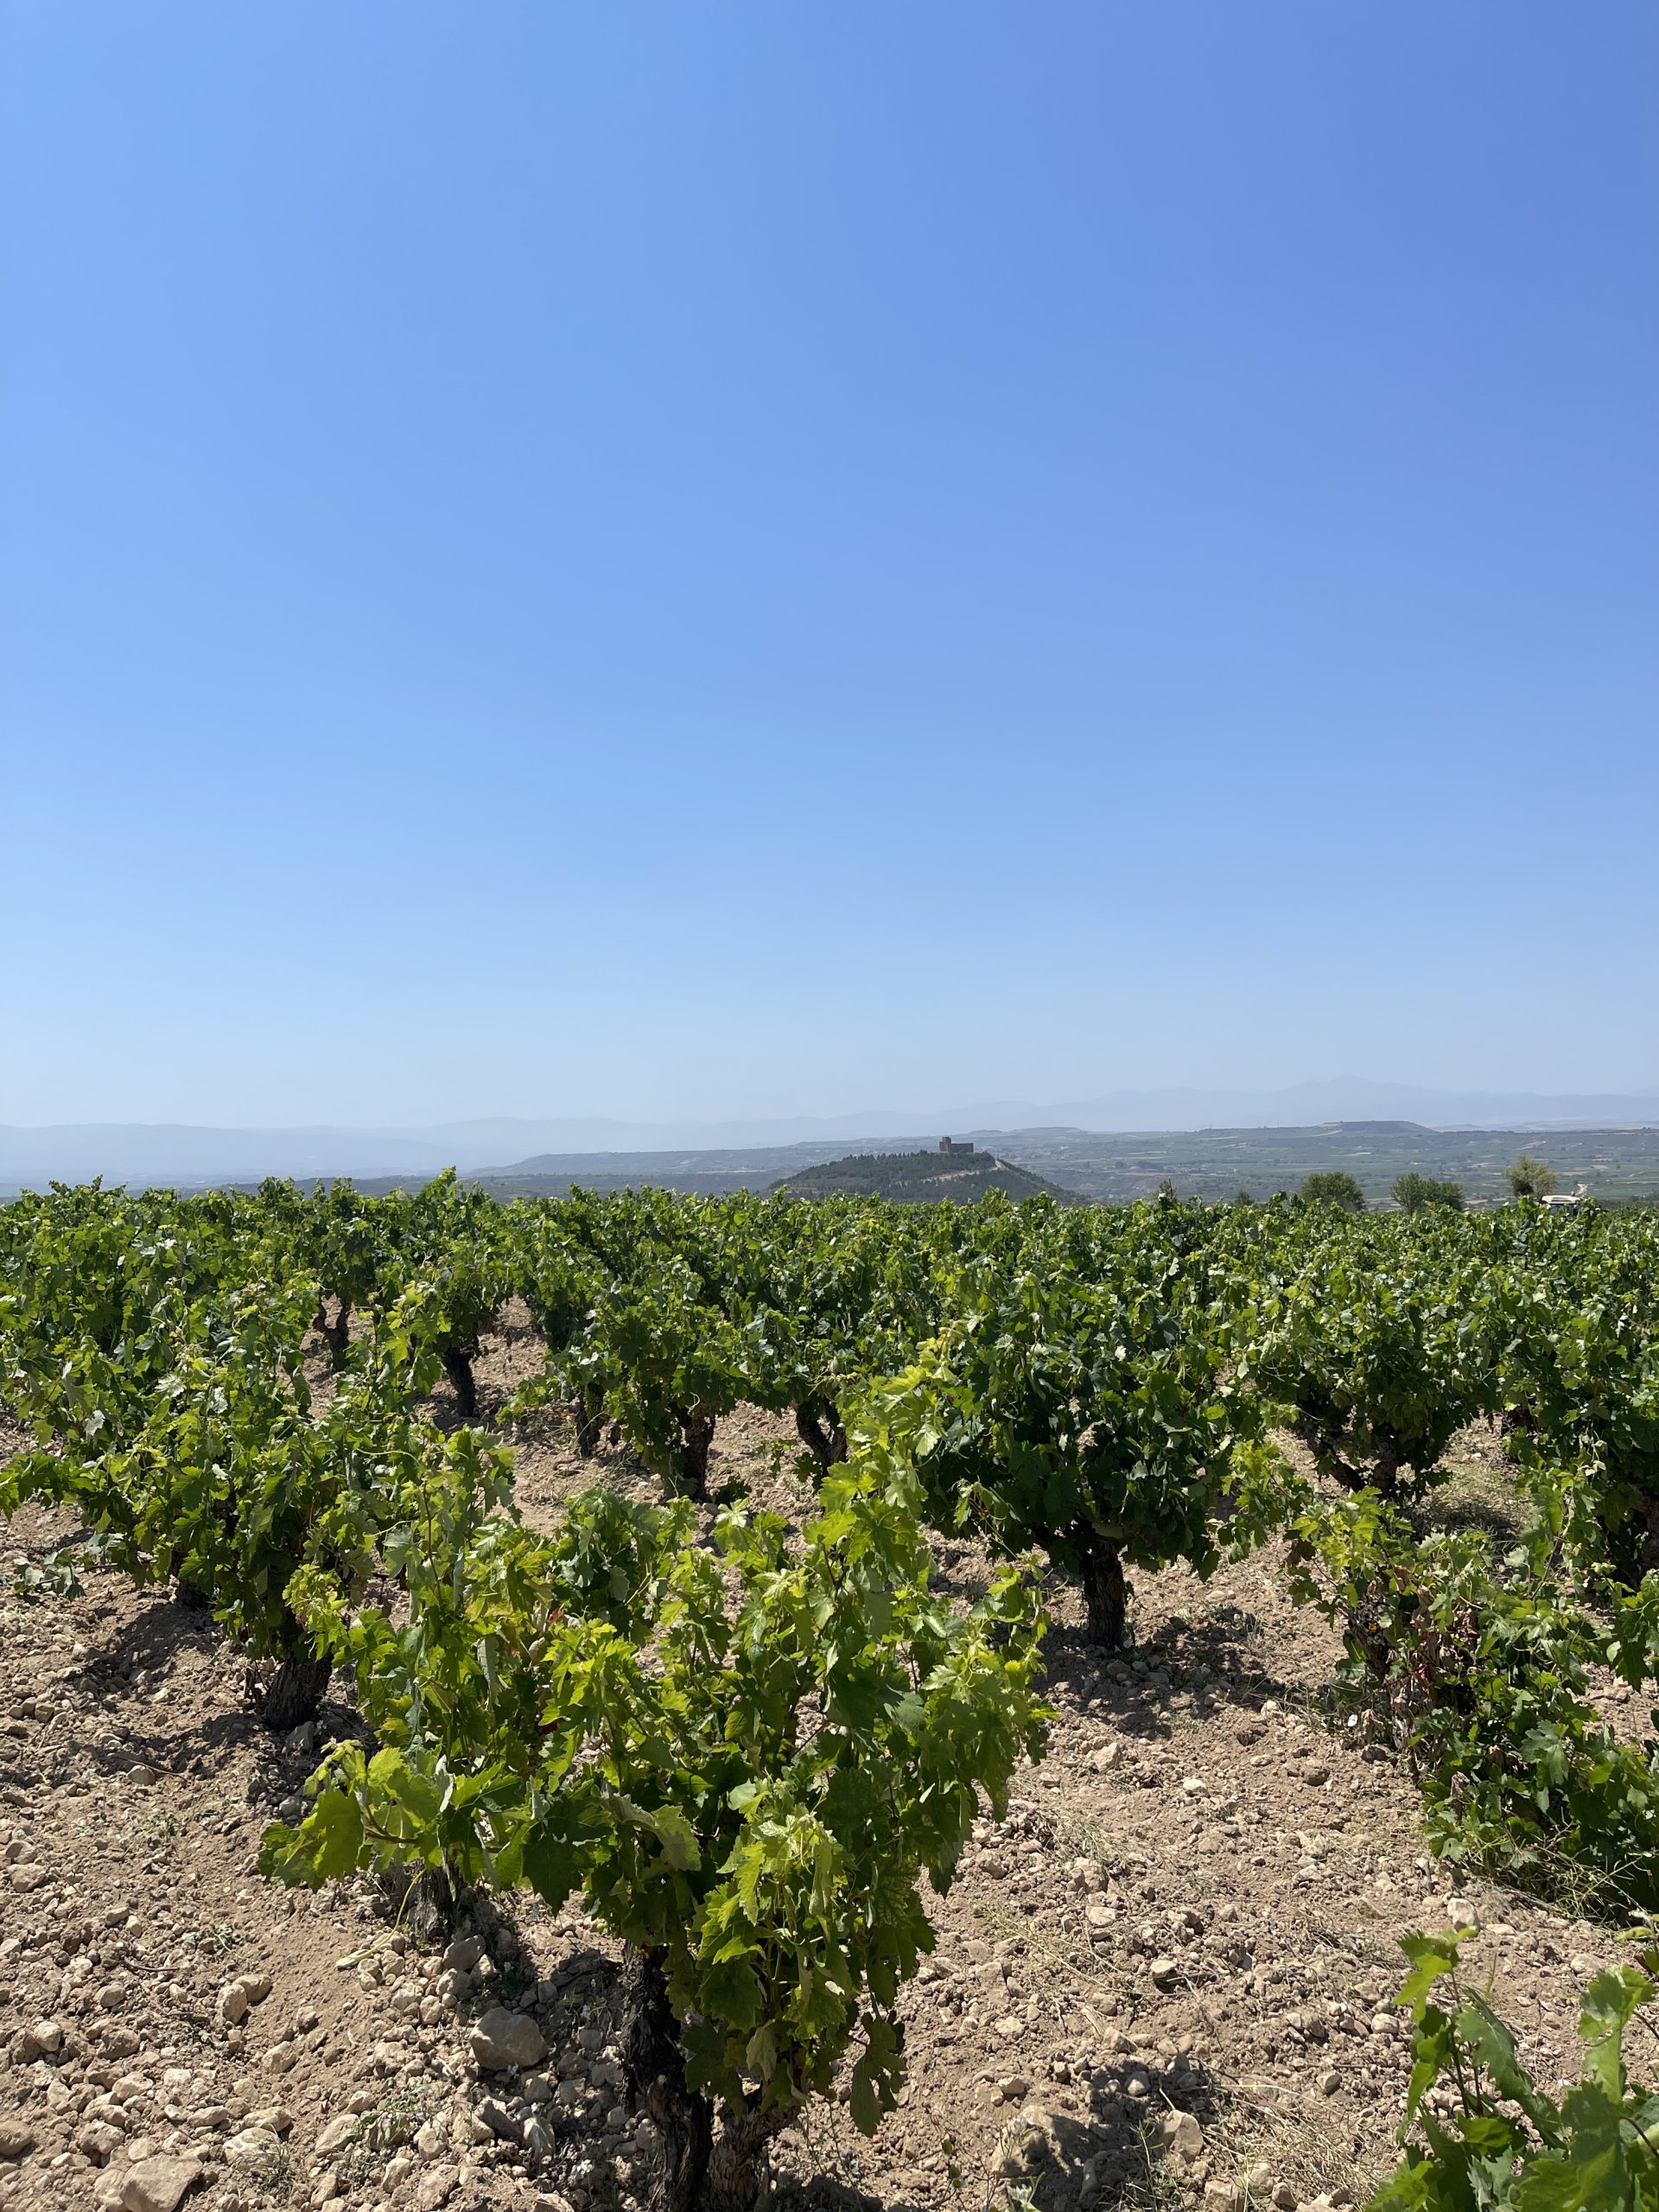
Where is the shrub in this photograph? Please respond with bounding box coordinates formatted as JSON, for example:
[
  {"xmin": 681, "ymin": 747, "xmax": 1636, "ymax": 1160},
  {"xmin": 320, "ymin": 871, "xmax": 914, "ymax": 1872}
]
[
  {"xmin": 856, "ymin": 1258, "xmax": 1271, "ymax": 1647},
  {"xmin": 1287, "ymin": 1486, "xmax": 1659, "ymax": 1916},
  {"xmin": 1373, "ymin": 1929, "xmax": 1659, "ymax": 2210},
  {"xmin": 260, "ymin": 1465, "xmax": 1048, "ymax": 2212}
]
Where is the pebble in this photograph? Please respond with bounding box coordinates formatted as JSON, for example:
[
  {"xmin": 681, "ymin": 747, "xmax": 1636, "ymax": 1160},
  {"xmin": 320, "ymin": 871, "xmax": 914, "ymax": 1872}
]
[
  {"xmin": 315, "ymin": 2116, "xmax": 359, "ymax": 2156},
  {"xmin": 78, "ymin": 2120, "xmax": 126, "ymax": 2164},
  {"xmin": 0, "ymin": 2117, "xmax": 38, "ymax": 2158},
  {"xmin": 475, "ymin": 2097, "xmax": 523, "ymax": 2144},
  {"xmin": 113, "ymin": 2155, "xmax": 205, "ymax": 2212},
  {"xmin": 218, "ymin": 1973, "xmax": 273, "ymax": 2026},
  {"xmin": 1160, "ymin": 2113, "xmax": 1204, "ymax": 2161},
  {"xmin": 226, "ymin": 2126, "xmax": 284, "ymax": 2176},
  {"xmin": 469, "ymin": 2005, "xmax": 548, "ymax": 2070}
]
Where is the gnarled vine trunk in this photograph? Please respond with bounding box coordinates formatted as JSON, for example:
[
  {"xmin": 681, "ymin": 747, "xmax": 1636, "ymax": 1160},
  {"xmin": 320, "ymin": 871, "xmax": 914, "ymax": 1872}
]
[
  {"xmin": 1292, "ymin": 1413, "xmax": 1370, "ymax": 1494},
  {"xmin": 676, "ymin": 1403, "xmax": 717, "ymax": 1501},
  {"xmin": 622, "ymin": 1947, "xmax": 713, "ymax": 2212},
  {"xmin": 705, "ymin": 2100, "xmax": 789, "ymax": 2212},
  {"xmin": 620, "ymin": 1947, "xmax": 790, "ymax": 2212},
  {"xmin": 261, "ymin": 1650, "xmax": 333, "ymax": 1732},
  {"xmin": 441, "ymin": 1344, "xmax": 479, "ymax": 1421},
  {"xmin": 793, "ymin": 1401, "xmax": 848, "ymax": 1473},
  {"xmin": 575, "ymin": 1390, "xmax": 606, "ymax": 1458},
  {"xmin": 1079, "ymin": 1532, "xmax": 1128, "ymax": 1649},
  {"xmin": 324, "ymin": 1297, "xmax": 353, "ymax": 1366}
]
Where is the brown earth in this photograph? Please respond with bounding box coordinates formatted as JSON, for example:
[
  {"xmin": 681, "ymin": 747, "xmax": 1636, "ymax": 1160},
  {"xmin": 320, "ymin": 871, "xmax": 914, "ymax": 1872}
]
[{"xmin": 0, "ymin": 1320, "xmax": 1637, "ymax": 2212}]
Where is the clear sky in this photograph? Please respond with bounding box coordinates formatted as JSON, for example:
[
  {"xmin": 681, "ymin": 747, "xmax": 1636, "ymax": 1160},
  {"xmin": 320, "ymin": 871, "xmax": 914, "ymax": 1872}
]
[{"xmin": 3, "ymin": 2, "xmax": 1656, "ymax": 1126}]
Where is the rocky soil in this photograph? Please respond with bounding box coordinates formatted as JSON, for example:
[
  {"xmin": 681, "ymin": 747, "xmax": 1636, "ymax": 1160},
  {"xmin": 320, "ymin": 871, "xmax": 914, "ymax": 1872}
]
[{"xmin": 0, "ymin": 1327, "xmax": 1637, "ymax": 2212}]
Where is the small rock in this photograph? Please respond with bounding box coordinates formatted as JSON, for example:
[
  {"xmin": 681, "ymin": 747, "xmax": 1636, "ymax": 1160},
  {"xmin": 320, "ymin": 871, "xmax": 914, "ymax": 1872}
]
[
  {"xmin": 1148, "ymin": 1956, "xmax": 1180, "ymax": 1989},
  {"xmin": 995, "ymin": 2075, "xmax": 1031, "ymax": 2102},
  {"xmin": 93, "ymin": 1981, "xmax": 129, "ymax": 2012},
  {"xmin": 521, "ymin": 2074, "xmax": 554, "ymax": 2104},
  {"xmin": 78, "ymin": 2120, "xmax": 126, "ymax": 2164},
  {"xmin": 118, "ymin": 2156, "xmax": 206, "ymax": 2212},
  {"xmin": 218, "ymin": 1974, "xmax": 273, "ymax": 2027},
  {"xmin": 226, "ymin": 2126, "xmax": 284, "ymax": 2176},
  {"xmin": 1085, "ymin": 1903, "xmax": 1114, "ymax": 1934},
  {"xmin": 993, "ymin": 2016, "xmax": 1025, "ymax": 2042},
  {"xmin": 244, "ymin": 2106, "xmax": 293, "ymax": 2136},
  {"xmin": 1319, "ymin": 2069, "xmax": 1342, "ymax": 2096},
  {"xmin": 1273, "ymin": 2186, "xmax": 1300, "ymax": 2209},
  {"xmin": 475, "ymin": 2098, "xmax": 522, "ymax": 2144},
  {"xmin": 415, "ymin": 2122, "xmax": 447, "ymax": 2157},
  {"xmin": 468, "ymin": 2005, "xmax": 548, "ymax": 2070},
  {"xmin": 1298, "ymin": 1761, "xmax": 1331, "ymax": 1787},
  {"xmin": 27, "ymin": 2016, "xmax": 64, "ymax": 2058},
  {"xmin": 1090, "ymin": 1744, "xmax": 1126, "ymax": 1772},
  {"xmin": 0, "ymin": 2118, "xmax": 37, "ymax": 2158},
  {"xmin": 442, "ymin": 1936, "xmax": 484, "ymax": 1974},
  {"xmin": 1161, "ymin": 2113, "xmax": 1204, "ymax": 2161},
  {"xmin": 315, "ymin": 2116, "xmax": 359, "ymax": 2156},
  {"xmin": 417, "ymin": 2167, "xmax": 460, "ymax": 2212},
  {"xmin": 1234, "ymin": 1719, "xmax": 1265, "ymax": 1745}
]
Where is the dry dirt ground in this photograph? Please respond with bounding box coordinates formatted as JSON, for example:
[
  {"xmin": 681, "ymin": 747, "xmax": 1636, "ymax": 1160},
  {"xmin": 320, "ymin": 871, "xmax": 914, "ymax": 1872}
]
[{"xmin": 0, "ymin": 1321, "xmax": 1638, "ymax": 2212}]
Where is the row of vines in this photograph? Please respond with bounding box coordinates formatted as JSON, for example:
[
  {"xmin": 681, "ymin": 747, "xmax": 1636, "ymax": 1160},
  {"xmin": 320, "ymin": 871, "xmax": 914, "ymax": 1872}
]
[{"xmin": 3, "ymin": 1174, "xmax": 1659, "ymax": 2209}]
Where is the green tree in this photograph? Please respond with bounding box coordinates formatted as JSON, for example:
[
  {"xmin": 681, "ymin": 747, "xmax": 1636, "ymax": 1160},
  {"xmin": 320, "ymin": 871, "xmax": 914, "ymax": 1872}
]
[
  {"xmin": 1507, "ymin": 1152, "xmax": 1558, "ymax": 1198},
  {"xmin": 1301, "ymin": 1170, "xmax": 1366, "ymax": 1212},
  {"xmin": 1392, "ymin": 1173, "xmax": 1465, "ymax": 1214}
]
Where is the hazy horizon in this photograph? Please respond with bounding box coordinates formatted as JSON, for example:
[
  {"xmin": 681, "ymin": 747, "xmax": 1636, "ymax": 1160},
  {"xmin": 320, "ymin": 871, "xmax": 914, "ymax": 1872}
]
[{"xmin": 7, "ymin": 1074, "xmax": 1659, "ymax": 1192}]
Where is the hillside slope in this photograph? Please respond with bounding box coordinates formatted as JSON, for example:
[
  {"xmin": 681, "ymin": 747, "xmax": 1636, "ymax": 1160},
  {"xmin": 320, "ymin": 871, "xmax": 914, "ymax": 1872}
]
[{"xmin": 771, "ymin": 1148, "xmax": 1079, "ymax": 1203}]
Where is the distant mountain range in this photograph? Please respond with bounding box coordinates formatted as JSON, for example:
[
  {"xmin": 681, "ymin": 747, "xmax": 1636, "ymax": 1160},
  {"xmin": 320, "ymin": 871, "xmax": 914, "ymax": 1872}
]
[{"xmin": 3, "ymin": 1077, "xmax": 1658, "ymax": 1191}]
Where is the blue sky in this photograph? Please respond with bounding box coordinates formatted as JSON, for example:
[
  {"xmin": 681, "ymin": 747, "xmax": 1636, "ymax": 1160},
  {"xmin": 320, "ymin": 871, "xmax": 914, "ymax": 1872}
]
[{"xmin": 3, "ymin": 2, "xmax": 1656, "ymax": 1125}]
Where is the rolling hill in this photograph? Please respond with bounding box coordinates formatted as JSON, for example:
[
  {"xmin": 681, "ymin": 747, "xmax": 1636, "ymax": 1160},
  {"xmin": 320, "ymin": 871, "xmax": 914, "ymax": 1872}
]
[{"xmin": 768, "ymin": 1147, "xmax": 1079, "ymax": 1204}]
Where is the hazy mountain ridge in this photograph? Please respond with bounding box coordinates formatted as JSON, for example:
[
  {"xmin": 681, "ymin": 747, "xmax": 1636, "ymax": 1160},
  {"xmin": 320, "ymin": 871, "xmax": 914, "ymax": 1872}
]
[{"xmin": 3, "ymin": 1077, "xmax": 1659, "ymax": 1190}]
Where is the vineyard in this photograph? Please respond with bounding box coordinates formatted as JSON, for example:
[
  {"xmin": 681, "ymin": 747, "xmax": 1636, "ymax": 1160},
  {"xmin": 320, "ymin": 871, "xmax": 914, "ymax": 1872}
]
[{"xmin": 3, "ymin": 1177, "xmax": 1659, "ymax": 2212}]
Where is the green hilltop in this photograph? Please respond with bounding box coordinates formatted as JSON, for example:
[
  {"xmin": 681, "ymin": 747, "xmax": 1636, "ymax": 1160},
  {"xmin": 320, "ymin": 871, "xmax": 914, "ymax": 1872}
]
[{"xmin": 770, "ymin": 1145, "xmax": 1078, "ymax": 1204}]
